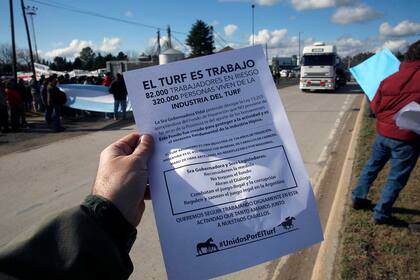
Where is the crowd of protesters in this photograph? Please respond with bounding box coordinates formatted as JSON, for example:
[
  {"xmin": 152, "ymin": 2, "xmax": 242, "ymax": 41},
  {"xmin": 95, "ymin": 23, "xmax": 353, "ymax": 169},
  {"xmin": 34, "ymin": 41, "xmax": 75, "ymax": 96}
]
[{"xmin": 0, "ymin": 72, "xmax": 125, "ymax": 133}]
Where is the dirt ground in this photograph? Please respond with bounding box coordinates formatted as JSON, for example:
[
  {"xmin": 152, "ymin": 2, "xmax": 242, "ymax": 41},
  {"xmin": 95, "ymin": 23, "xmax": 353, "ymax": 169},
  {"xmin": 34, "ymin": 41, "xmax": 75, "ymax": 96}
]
[{"xmin": 334, "ymin": 114, "xmax": 420, "ymax": 280}]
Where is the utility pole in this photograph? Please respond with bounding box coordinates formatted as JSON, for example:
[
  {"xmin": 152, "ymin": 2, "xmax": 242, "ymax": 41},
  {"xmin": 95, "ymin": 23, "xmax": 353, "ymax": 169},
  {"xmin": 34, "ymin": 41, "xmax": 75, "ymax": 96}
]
[
  {"xmin": 157, "ymin": 29, "xmax": 161, "ymax": 55},
  {"xmin": 210, "ymin": 25, "xmax": 214, "ymax": 51},
  {"xmin": 21, "ymin": 0, "xmax": 37, "ymax": 82},
  {"xmin": 167, "ymin": 25, "xmax": 172, "ymax": 49},
  {"xmin": 25, "ymin": 5, "xmax": 39, "ymax": 62},
  {"xmin": 265, "ymin": 43, "xmax": 269, "ymax": 63},
  {"xmin": 252, "ymin": 4, "xmax": 255, "ymax": 46},
  {"xmin": 9, "ymin": 0, "xmax": 18, "ymax": 80},
  {"xmin": 298, "ymin": 31, "xmax": 302, "ymax": 66}
]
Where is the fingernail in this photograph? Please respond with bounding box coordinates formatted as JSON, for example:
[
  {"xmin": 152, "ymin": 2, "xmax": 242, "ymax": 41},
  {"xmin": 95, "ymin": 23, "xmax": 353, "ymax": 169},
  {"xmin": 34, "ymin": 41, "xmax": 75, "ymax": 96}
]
[{"xmin": 141, "ymin": 134, "xmax": 153, "ymax": 143}]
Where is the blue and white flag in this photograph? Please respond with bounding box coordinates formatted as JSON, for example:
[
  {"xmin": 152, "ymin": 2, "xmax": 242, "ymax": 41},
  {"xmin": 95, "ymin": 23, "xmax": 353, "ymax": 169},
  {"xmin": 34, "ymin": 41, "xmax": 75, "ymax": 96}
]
[
  {"xmin": 350, "ymin": 48, "xmax": 400, "ymax": 101},
  {"xmin": 59, "ymin": 84, "xmax": 132, "ymax": 113}
]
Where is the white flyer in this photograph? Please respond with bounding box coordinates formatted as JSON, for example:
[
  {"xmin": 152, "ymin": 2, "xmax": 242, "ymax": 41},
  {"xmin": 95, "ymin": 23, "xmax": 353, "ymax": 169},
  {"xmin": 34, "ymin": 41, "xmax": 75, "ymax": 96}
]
[
  {"xmin": 395, "ymin": 101, "xmax": 420, "ymax": 135},
  {"xmin": 124, "ymin": 46, "xmax": 323, "ymax": 280}
]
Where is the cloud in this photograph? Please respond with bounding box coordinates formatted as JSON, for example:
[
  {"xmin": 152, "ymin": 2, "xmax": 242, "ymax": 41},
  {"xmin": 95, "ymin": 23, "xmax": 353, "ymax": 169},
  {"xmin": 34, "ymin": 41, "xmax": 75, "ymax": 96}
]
[
  {"xmin": 224, "ymin": 24, "xmax": 238, "ymax": 37},
  {"xmin": 249, "ymin": 29, "xmax": 288, "ymax": 47},
  {"xmin": 99, "ymin": 37, "xmax": 121, "ymax": 52},
  {"xmin": 45, "ymin": 39, "xmax": 93, "ymax": 58},
  {"xmin": 379, "ymin": 20, "xmax": 420, "ymax": 37},
  {"xmin": 44, "ymin": 37, "xmax": 122, "ymax": 58},
  {"xmin": 379, "ymin": 40, "xmax": 409, "ymax": 53},
  {"xmin": 124, "ymin": 11, "xmax": 133, "ymax": 17},
  {"xmin": 333, "ymin": 37, "xmax": 365, "ymax": 56},
  {"xmin": 291, "ymin": 0, "xmax": 351, "ymax": 11},
  {"xmin": 218, "ymin": 0, "xmax": 281, "ymax": 5},
  {"xmin": 256, "ymin": 0, "xmax": 281, "ymax": 5},
  {"xmin": 331, "ymin": 4, "xmax": 382, "ymax": 24}
]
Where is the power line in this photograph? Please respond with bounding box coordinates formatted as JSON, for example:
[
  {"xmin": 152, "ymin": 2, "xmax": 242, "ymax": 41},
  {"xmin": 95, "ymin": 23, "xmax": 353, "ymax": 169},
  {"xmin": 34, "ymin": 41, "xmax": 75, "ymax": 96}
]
[
  {"xmin": 214, "ymin": 30, "xmax": 248, "ymax": 46},
  {"xmin": 27, "ymin": 0, "xmax": 249, "ymax": 50},
  {"xmin": 28, "ymin": 0, "xmax": 188, "ymax": 35},
  {"xmin": 213, "ymin": 31, "xmax": 228, "ymax": 45}
]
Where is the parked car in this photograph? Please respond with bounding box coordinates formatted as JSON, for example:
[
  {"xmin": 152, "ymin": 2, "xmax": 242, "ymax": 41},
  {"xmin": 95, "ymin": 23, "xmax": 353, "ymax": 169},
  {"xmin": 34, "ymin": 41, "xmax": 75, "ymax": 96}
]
[{"xmin": 280, "ymin": 70, "xmax": 289, "ymax": 78}]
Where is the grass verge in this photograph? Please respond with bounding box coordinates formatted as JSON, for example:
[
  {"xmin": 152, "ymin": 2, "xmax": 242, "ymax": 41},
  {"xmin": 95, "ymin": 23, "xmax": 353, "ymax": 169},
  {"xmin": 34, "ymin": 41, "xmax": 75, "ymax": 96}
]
[{"xmin": 337, "ymin": 114, "xmax": 420, "ymax": 280}]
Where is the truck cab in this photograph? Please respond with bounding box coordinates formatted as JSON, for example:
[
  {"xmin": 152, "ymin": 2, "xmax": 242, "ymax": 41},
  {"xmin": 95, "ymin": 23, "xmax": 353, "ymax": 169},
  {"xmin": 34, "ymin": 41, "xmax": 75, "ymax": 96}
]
[{"xmin": 300, "ymin": 42, "xmax": 341, "ymax": 92}]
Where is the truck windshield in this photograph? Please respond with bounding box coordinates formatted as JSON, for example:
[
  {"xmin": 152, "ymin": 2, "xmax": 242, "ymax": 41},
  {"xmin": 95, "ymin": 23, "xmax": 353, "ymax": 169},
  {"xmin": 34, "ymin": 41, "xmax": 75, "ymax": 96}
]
[{"xmin": 302, "ymin": 54, "xmax": 334, "ymax": 66}]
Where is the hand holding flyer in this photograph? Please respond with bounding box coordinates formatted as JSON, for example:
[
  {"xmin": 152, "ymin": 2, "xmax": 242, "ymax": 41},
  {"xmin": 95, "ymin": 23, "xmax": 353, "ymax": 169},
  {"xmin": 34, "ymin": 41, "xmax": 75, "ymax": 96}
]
[{"xmin": 124, "ymin": 46, "xmax": 323, "ymax": 279}]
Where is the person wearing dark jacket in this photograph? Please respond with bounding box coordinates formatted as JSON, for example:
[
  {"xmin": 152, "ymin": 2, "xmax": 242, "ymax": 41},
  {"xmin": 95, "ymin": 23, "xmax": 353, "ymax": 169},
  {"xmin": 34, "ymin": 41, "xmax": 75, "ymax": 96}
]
[
  {"xmin": 352, "ymin": 40, "xmax": 420, "ymax": 224},
  {"xmin": 47, "ymin": 77, "xmax": 66, "ymax": 132},
  {"xmin": 0, "ymin": 82, "xmax": 9, "ymax": 132},
  {"xmin": 16, "ymin": 79, "xmax": 29, "ymax": 127},
  {"xmin": 0, "ymin": 133, "xmax": 154, "ymax": 280},
  {"xmin": 5, "ymin": 80, "xmax": 23, "ymax": 131},
  {"xmin": 109, "ymin": 73, "xmax": 128, "ymax": 120}
]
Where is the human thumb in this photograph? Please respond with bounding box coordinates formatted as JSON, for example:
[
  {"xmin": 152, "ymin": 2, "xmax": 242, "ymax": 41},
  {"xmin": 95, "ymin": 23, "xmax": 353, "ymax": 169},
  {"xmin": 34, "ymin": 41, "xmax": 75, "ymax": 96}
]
[{"xmin": 132, "ymin": 134, "xmax": 154, "ymax": 166}]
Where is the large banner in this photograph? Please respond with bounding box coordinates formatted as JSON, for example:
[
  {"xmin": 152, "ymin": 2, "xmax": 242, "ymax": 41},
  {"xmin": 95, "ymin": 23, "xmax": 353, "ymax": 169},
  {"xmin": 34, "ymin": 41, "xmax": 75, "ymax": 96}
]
[
  {"xmin": 124, "ymin": 46, "xmax": 323, "ymax": 279},
  {"xmin": 59, "ymin": 84, "xmax": 132, "ymax": 113}
]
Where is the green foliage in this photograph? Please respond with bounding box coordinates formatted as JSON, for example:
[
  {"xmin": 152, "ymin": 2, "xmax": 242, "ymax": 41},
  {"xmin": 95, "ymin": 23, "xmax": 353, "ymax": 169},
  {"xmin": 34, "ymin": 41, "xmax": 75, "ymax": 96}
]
[
  {"xmin": 79, "ymin": 47, "xmax": 96, "ymax": 70},
  {"xmin": 94, "ymin": 53, "xmax": 106, "ymax": 69},
  {"xmin": 186, "ymin": 20, "xmax": 215, "ymax": 57},
  {"xmin": 73, "ymin": 57, "xmax": 82, "ymax": 69},
  {"xmin": 50, "ymin": 56, "xmax": 72, "ymax": 71},
  {"xmin": 116, "ymin": 51, "xmax": 128, "ymax": 60}
]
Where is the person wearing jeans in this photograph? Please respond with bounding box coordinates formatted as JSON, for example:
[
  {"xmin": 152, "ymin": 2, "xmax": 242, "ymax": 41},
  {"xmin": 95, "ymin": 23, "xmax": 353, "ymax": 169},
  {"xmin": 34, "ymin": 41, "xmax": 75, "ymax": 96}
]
[
  {"xmin": 114, "ymin": 99, "xmax": 127, "ymax": 120},
  {"xmin": 352, "ymin": 135, "xmax": 419, "ymax": 221},
  {"xmin": 109, "ymin": 73, "xmax": 128, "ymax": 120},
  {"xmin": 351, "ymin": 40, "xmax": 420, "ymax": 224}
]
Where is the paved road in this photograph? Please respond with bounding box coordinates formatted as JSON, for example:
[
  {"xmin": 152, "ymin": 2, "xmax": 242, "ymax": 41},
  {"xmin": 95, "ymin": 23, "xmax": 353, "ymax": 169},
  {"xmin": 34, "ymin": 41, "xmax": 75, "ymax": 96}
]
[{"xmin": 0, "ymin": 83, "xmax": 361, "ymax": 279}]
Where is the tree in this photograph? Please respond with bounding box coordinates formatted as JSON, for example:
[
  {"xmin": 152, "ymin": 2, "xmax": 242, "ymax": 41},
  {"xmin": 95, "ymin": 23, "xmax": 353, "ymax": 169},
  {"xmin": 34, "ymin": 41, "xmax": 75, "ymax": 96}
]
[
  {"xmin": 348, "ymin": 52, "xmax": 375, "ymax": 67},
  {"xmin": 394, "ymin": 51, "xmax": 404, "ymax": 61},
  {"xmin": 79, "ymin": 47, "xmax": 96, "ymax": 70},
  {"xmin": 40, "ymin": 58, "xmax": 50, "ymax": 66},
  {"xmin": 50, "ymin": 56, "xmax": 68, "ymax": 71},
  {"xmin": 116, "ymin": 51, "xmax": 128, "ymax": 60},
  {"xmin": 104, "ymin": 53, "xmax": 114, "ymax": 62},
  {"xmin": 0, "ymin": 44, "xmax": 13, "ymax": 65},
  {"xmin": 94, "ymin": 53, "xmax": 106, "ymax": 69},
  {"xmin": 73, "ymin": 57, "xmax": 83, "ymax": 69},
  {"xmin": 16, "ymin": 49, "xmax": 32, "ymax": 71},
  {"xmin": 186, "ymin": 20, "xmax": 214, "ymax": 57}
]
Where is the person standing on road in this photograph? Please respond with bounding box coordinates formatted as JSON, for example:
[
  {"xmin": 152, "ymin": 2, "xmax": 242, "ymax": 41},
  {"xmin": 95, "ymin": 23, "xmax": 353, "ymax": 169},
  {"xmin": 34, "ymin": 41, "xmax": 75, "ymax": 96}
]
[
  {"xmin": 109, "ymin": 73, "xmax": 128, "ymax": 120},
  {"xmin": 5, "ymin": 80, "xmax": 23, "ymax": 132},
  {"xmin": 0, "ymin": 82, "xmax": 9, "ymax": 132},
  {"xmin": 102, "ymin": 72, "xmax": 112, "ymax": 87},
  {"xmin": 0, "ymin": 133, "xmax": 154, "ymax": 279},
  {"xmin": 47, "ymin": 77, "xmax": 67, "ymax": 132},
  {"xmin": 16, "ymin": 78, "xmax": 29, "ymax": 127},
  {"xmin": 102, "ymin": 72, "xmax": 113, "ymax": 119},
  {"xmin": 29, "ymin": 75, "xmax": 42, "ymax": 112},
  {"xmin": 41, "ymin": 77, "xmax": 52, "ymax": 124},
  {"xmin": 351, "ymin": 40, "xmax": 420, "ymax": 224}
]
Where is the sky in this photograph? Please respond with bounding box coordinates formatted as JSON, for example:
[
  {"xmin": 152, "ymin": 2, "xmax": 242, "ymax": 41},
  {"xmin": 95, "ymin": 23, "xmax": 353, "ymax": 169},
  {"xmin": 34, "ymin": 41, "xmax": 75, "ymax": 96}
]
[{"xmin": 1, "ymin": 0, "xmax": 419, "ymax": 62}]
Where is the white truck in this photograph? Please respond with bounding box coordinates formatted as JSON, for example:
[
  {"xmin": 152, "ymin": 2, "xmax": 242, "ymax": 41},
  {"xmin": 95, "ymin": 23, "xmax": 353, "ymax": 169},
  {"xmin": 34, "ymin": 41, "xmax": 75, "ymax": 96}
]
[{"xmin": 299, "ymin": 42, "xmax": 345, "ymax": 92}]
